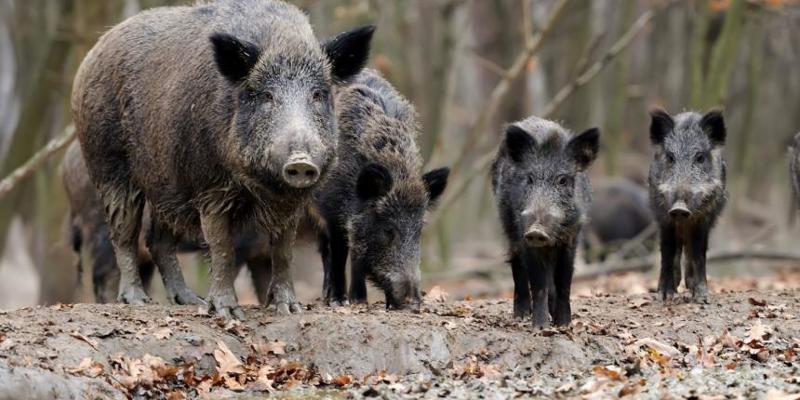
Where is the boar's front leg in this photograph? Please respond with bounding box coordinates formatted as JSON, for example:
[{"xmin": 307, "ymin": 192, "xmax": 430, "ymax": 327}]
[
  {"xmin": 657, "ymin": 224, "xmax": 681, "ymax": 303},
  {"xmin": 510, "ymin": 250, "xmax": 531, "ymax": 320},
  {"xmin": 200, "ymin": 213, "xmax": 243, "ymax": 320},
  {"xmin": 552, "ymin": 244, "xmax": 575, "ymax": 327},
  {"xmin": 687, "ymin": 223, "xmax": 710, "ymax": 303},
  {"xmin": 147, "ymin": 219, "xmax": 207, "ymax": 306},
  {"xmin": 526, "ymin": 250, "xmax": 551, "ymax": 328},
  {"xmin": 324, "ymin": 222, "xmax": 350, "ymax": 306},
  {"xmin": 269, "ymin": 223, "xmax": 303, "ymax": 315}
]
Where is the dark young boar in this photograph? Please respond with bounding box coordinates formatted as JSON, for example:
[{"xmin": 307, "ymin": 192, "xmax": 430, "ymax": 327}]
[
  {"xmin": 492, "ymin": 117, "xmax": 600, "ymax": 327},
  {"xmin": 62, "ymin": 141, "xmax": 274, "ymax": 304},
  {"xmin": 72, "ymin": 0, "xmax": 373, "ymax": 318},
  {"xmin": 315, "ymin": 69, "xmax": 449, "ymax": 309},
  {"xmin": 648, "ymin": 110, "xmax": 727, "ymax": 303}
]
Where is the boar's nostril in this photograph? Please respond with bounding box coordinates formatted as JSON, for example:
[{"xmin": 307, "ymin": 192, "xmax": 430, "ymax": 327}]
[
  {"xmin": 668, "ymin": 200, "xmax": 691, "ymax": 219},
  {"xmin": 282, "ymin": 153, "xmax": 320, "ymax": 188},
  {"xmin": 524, "ymin": 228, "xmax": 552, "ymax": 247}
]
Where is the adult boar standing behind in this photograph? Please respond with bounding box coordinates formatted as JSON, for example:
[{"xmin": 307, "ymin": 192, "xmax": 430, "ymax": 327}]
[{"xmin": 72, "ymin": 0, "xmax": 374, "ymax": 318}]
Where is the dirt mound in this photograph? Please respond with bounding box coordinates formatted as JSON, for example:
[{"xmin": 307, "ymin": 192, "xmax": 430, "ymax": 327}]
[{"xmin": 0, "ymin": 290, "xmax": 798, "ymax": 399}]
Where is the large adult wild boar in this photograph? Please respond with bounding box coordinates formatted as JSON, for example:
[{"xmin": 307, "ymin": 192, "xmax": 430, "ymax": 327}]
[{"xmin": 72, "ymin": 0, "xmax": 374, "ymax": 318}]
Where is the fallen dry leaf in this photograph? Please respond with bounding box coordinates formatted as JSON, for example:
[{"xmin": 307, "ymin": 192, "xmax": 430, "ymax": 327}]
[
  {"xmin": 66, "ymin": 357, "xmax": 104, "ymax": 378},
  {"xmin": 153, "ymin": 327, "xmax": 172, "ymax": 340},
  {"xmin": 746, "ymin": 320, "xmax": 773, "ymax": 343},
  {"xmin": 214, "ymin": 340, "xmax": 245, "ymax": 375},
  {"xmin": 424, "ymin": 286, "xmax": 449, "ymax": 303},
  {"xmin": 748, "ymin": 297, "xmax": 767, "ymax": 307},
  {"xmin": 330, "ymin": 374, "xmax": 352, "ymax": 386}
]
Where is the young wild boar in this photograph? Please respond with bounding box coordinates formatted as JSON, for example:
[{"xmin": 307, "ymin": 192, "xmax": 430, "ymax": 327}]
[
  {"xmin": 315, "ymin": 69, "xmax": 449, "ymax": 309},
  {"xmin": 492, "ymin": 117, "xmax": 600, "ymax": 327},
  {"xmin": 72, "ymin": 0, "xmax": 374, "ymax": 318},
  {"xmin": 63, "ymin": 142, "xmax": 275, "ymax": 304},
  {"xmin": 648, "ymin": 110, "xmax": 727, "ymax": 303}
]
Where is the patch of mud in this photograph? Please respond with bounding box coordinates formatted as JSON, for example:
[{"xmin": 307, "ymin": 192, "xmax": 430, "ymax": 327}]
[{"xmin": 0, "ymin": 290, "xmax": 798, "ymax": 398}]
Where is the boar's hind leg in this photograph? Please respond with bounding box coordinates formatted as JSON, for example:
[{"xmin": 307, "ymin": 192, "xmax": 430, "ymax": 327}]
[
  {"xmin": 147, "ymin": 219, "xmax": 207, "ymax": 306},
  {"xmin": 510, "ymin": 252, "xmax": 531, "ymax": 320},
  {"xmin": 552, "ymin": 245, "xmax": 575, "ymax": 327},
  {"xmin": 687, "ymin": 224, "xmax": 710, "ymax": 303},
  {"xmin": 323, "ymin": 223, "xmax": 350, "ymax": 306},
  {"xmin": 269, "ymin": 223, "xmax": 303, "ymax": 315},
  {"xmin": 200, "ymin": 213, "xmax": 244, "ymax": 320},
  {"xmin": 101, "ymin": 185, "xmax": 150, "ymax": 304},
  {"xmin": 657, "ymin": 224, "xmax": 681, "ymax": 303}
]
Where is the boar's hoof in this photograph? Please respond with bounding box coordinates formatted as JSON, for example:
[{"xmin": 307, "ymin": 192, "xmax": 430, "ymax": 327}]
[
  {"xmin": 327, "ymin": 299, "xmax": 350, "ymax": 307},
  {"xmin": 658, "ymin": 288, "xmax": 677, "ymax": 305},
  {"xmin": 275, "ymin": 302, "xmax": 304, "ymax": 316},
  {"xmin": 168, "ymin": 288, "xmax": 208, "ymax": 307},
  {"xmin": 118, "ymin": 285, "xmax": 151, "ymax": 305},
  {"xmin": 209, "ymin": 293, "xmax": 245, "ymax": 320},
  {"xmin": 691, "ymin": 287, "xmax": 710, "ymax": 304}
]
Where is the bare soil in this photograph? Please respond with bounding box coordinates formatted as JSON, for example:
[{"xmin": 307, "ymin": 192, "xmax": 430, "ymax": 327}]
[{"xmin": 0, "ymin": 289, "xmax": 799, "ymax": 399}]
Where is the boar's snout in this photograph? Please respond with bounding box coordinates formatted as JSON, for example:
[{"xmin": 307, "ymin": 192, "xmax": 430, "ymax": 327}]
[
  {"xmin": 282, "ymin": 153, "xmax": 320, "ymax": 188},
  {"xmin": 668, "ymin": 200, "xmax": 691, "ymax": 219},
  {"xmin": 524, "ymin": 226, "xmax": 554, "ymax": 247},
  {"xmin": 385, "ymin": 274, "xmax": 422, "ymax": 311}
]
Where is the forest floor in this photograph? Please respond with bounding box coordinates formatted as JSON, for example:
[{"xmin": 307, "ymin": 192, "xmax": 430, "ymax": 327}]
[{"xmin": 1, "ymin": 283, "xmax": 799, "ymax": 399}]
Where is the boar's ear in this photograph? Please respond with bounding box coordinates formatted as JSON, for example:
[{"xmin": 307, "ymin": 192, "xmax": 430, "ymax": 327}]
[
  {"xmin": 357, "ymin": 163, "xmax": 393, "ymax": 201},
  {"xmin": 649, "ymin": 109, "xmax": 674, "ymax": 145},
  {"xmin": 505, "ymin": 125, "xmax": 535, "ymax": 163},
  {"xmin": 322, "ymin": 25, "xmax": 376, "ymax": 83},
  {"xmin": 210, "ymin": 33, "xmax": 260, "ymax": 84},
  {"xmin": 700, "ymin": 110, "xmax": 726, "ymax": 146},
  {"xmin": 567, "ymin": 128, "xmax": 600, "ymax": 171},
  {"xmin": 422, "ymin": 167, "xmax": 450, "ymax": 206}
]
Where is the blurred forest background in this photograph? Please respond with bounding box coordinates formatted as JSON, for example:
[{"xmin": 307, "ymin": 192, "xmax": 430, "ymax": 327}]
[{"xmin": 1, "ymin": 0, "xmax": 800, "ymax": 309}]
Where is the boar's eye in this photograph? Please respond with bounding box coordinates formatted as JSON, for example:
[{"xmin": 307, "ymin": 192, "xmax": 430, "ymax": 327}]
[
  {"xmin": 526, "ymin": 175, "xmax": 534, "ymax": 185},
  {"xmin": 312, "ymin": 88, "xmax": 329, "ymax": 103},
  {"xmin": 556, "ymin": 174, "xmax": 572, "ymax": 187},
  {"xmin": 665, "ymin": 152, "xmax": 675, "ymax": 164},
  {"xmin": 381, "ymin": 226, "xmax": 397, "ymax": 243},
  {"xmin": 263, "ymin": 91, "xmax": 274, "ymax": 103},
  {"xmin": 694, "ymin": 152, "xmax": 706, "ymax": 164}
]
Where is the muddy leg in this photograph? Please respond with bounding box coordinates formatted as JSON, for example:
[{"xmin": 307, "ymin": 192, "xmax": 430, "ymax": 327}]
[
  {"xmin": 510, "ymin": 251, "xmax": 531, "ymax": 320},
  {"xmin": 147, "ymin": 220, "xmax": 206, "ymax": 306},
  {"xmin": 102, "ymin": 185, "xmax": 149, "ymax": 304},
  {"xmin": 688, "ymin": 224, "xmax": 710, "ymax": 303},
  {"xmin": 200, "ymin": 213, "xmax": 243, "ymax": 320},
  {"xmin": 269, "ymin": 224, "xmax": 303, "ymax": 315},
  {"xmin": 324, "ymin": 223, "xmax": 349, "ymax": 306},
  {"xmin": 552, "ymin": 244, "xmax": 575, "ymax": 327},
  {"xmin": 657, "ymin": 223, "xmax": 680, "ymax": 303},
  {"xmin": 349, "ymin": 263, "xmax": 368, "ymax": 305}
]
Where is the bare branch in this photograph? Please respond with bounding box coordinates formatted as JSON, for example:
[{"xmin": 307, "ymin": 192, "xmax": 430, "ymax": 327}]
[
  {"xmin": 446, "ymin": 0, "xmax": 571, "ymax": 176},
  {"xmin": 540, "ymin": 8, "xmax": 655, "ymax": 117},
  {"xmin": 0, "ymin": 125, "xmax": 76, "ymax": 201}
]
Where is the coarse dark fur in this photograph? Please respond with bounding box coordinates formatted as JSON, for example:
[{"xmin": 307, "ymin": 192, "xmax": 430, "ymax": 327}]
[
  {"xmin": 648, "ymin": 109, "xmax": 727, "ymax": 303},
  {"xmin": 492, "ymin": 117, "xmax": 599, "ymax": 327},
  {"xmin": 314, "ymin": 69, "xmax": 449, "ymax": 309},
  {"xmin": 72, "ymin": 0, "xmax": 373, "ymax": 318},
  {"xmin": 62, "ymin": 142, "xmax": 273, "ymax": 304}
]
